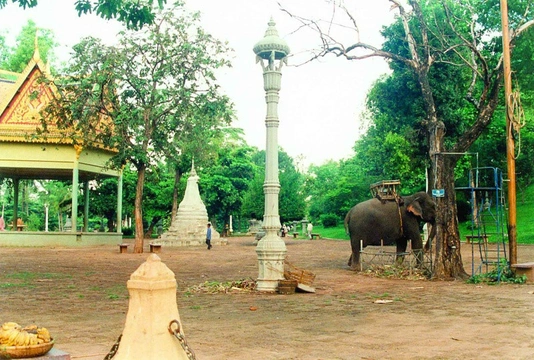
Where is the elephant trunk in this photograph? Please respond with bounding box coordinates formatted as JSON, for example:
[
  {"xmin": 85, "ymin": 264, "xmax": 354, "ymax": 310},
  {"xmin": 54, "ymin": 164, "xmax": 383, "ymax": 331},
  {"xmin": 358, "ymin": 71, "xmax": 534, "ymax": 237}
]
[
  {"xmin": 428, "ymin": 221, "xmax": 436, "ymax": 241},
  {"xmin": 424, "ymin": 221, "xmax": 436, "ymax": 252}
]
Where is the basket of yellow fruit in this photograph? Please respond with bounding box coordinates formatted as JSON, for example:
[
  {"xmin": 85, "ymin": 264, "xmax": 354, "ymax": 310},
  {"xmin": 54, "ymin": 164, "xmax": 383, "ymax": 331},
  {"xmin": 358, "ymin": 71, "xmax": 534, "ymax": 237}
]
[{"xmin": 0, "ymin": 322, "xmax": 53, "ymax": 359}]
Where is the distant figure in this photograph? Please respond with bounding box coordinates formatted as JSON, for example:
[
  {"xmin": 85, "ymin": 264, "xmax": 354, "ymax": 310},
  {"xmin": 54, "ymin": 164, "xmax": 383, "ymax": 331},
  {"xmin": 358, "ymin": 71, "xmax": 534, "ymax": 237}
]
[
  {"xmin": 307, "ymin": 222, "xmax": 313, "ymax": 239},
  {"xmin": 282, "ymin": 224, "xmax": 288, "ymax": 237},
  {"xmin": 0, "ymin": 216, "xmax": 4, "ymax": 231},
  {"xmin": 16, "ymin": 218, "xmax": 24, "ymax": 231},
  {"xmin": 206, "ymin": 223, "xmax": 212, "ymax": 250}
]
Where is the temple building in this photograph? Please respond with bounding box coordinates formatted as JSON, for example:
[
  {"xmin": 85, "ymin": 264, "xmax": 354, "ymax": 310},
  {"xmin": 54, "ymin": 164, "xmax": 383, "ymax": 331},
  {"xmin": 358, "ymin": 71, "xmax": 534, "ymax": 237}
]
[{"xmin": 0, "ymin": 43, "xmax": 122, "ymax": 246}]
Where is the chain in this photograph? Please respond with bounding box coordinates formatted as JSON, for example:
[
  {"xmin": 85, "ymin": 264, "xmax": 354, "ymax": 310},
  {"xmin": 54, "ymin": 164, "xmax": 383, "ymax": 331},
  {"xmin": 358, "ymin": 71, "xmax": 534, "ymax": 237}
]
[
  {"xmin": 103, "ymin": 334, "xmax": 122, "ymax": 360},
  {"xmin": 102, "ymin": 321, "xmax": 195, "ymax": 360},
  {"xmin": 168, "ymin": 319, "xmax": 196, "ymax": 360}
]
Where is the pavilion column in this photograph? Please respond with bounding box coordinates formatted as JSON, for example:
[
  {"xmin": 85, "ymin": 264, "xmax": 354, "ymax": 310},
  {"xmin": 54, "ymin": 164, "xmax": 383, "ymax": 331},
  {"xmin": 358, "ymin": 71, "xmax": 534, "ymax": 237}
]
[
  {"xmin": 116, "ymin": 173, "xmax": 123, "ymax": 233},
  {"xmin": 71, "ymin": 146, "xmax": 82, "ymax": 232},
  {"xmin": 12, "ymin": 178, "xmax": 19, "ymax": 231},
  {"xmin": 84, "ymin": 181, "xmax": 89, "ymax": 232},
  {"xmin": 71, "ymin": 168, "xmax": 79, "ymax": 232}
]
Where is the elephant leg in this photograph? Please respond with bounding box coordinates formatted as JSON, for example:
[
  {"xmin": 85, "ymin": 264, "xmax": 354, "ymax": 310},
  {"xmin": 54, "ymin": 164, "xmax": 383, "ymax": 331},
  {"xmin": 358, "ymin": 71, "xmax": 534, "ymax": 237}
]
[
  {"xmin": 395, "ymin": 241, "xmax": 407, "ymax": 264},
  {"xmin": 348, "ymin": 239, "xmax": 361, "ymax": 270}
]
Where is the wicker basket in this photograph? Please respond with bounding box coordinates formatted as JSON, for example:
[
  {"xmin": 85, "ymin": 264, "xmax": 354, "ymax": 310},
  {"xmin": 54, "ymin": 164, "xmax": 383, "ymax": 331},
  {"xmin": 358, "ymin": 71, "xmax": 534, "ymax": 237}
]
[
  {"xmin": 284, "ymin": 260, "xmax": 316, "ymax": 286},
  {"xmin": 278, "ymin": 279, "xmax": 298, "ymax": 294},
  {"xmin": 0, "ymin": 339, "xmax": 54, "ymax": 359}
]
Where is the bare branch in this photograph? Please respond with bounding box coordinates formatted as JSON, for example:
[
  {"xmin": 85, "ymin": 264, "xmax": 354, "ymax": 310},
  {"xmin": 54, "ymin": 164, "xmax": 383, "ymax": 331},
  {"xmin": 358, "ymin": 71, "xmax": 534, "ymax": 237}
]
[
  {"xmin": 279, "ymin": 1, "xmax": 413, "ymax": 68},
  {"xmin": 339, "ymin": 2, "xmax": 360, "ymax": 43},
  {"xmin": 511, "ymin": 18, "xmax": 534, "ymax": 39},
  {"xmin": 396, "ymin": 0, "xmax": 421, "ymax": 67}
]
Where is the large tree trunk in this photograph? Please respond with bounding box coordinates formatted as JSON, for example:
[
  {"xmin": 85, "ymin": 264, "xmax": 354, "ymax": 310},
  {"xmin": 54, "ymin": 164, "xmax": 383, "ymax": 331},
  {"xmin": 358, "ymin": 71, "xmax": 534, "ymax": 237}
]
[
  {"xmin": 133, "ymin": 164, "xmax": 146, "ymax": 253},
  {"xmin": 428, "ymin": 116, "xmax": 469, "ymax": 279},
  {"xmin": 432, "ymin": 155, "xmax": 469, "ymax": 279}
]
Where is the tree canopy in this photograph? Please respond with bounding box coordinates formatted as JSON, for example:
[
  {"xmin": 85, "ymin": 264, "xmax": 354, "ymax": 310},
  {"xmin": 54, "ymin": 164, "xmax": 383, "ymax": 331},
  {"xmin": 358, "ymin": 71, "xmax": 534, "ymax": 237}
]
[
  {"xmin": 42, "ymin": 4, "xmax": 234, "ymax": 252},
  {"xmin": 0, "ymin": 0, "xmax": 166, "ymax": 29},
  {"xmin": 241, "ymin": 149, "xmax": 306, "ymax": 224}
]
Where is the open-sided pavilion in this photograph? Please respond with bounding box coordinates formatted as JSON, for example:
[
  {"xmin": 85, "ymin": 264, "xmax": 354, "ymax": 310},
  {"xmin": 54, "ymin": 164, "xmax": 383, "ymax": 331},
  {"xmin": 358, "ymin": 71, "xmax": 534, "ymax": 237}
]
[{"xmin": 0, "ymin": 47, "xmax": 123, "ymax": 246}]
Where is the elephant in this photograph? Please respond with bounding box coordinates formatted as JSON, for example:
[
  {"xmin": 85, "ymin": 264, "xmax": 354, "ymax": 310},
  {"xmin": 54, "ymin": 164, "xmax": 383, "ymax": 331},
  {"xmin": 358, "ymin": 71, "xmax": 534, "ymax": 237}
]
[{"xmin": 344, "ymin": 191, "xmax": 436, "ymax": 270}]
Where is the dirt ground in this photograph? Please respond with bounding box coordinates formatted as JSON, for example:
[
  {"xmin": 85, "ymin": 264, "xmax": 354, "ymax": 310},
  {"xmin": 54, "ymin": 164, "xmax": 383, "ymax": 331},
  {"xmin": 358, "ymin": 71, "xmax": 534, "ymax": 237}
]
[{"xmin": 1, "ymin": 236, "xmax": 533, "ymax": 360}]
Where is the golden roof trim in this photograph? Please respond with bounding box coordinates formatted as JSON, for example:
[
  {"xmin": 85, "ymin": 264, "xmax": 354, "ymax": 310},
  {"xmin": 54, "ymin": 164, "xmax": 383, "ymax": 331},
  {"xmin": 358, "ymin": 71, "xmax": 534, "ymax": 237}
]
[{"xmin": 0, "ymin": 48, "xmax": 50, "ymax": 117}]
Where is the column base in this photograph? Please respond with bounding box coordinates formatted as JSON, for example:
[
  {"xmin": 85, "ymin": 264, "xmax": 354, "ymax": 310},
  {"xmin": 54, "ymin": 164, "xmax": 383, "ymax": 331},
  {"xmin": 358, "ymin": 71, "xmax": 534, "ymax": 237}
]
[{"xmin": 256, "ymin": 232, "xmax": 287, "ymax": 292}]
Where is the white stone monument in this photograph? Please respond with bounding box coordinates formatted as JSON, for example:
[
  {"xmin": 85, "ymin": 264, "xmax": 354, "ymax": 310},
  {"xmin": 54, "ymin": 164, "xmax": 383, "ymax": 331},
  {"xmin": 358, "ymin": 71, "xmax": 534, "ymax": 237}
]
[
  {"xmin": 113, "ymin": 254, "xmax": 191, "ymax": 359},
  {"xmin": 158, "ymin": 162, "xmax": 226, "ymax": 246}
]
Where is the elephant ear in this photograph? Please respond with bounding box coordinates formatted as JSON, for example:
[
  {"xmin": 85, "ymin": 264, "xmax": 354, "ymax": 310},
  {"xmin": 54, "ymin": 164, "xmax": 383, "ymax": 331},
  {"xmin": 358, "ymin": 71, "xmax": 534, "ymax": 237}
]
[{"xmin": 406, "ymin": 198, "xmax": 423, "ymax": 217}]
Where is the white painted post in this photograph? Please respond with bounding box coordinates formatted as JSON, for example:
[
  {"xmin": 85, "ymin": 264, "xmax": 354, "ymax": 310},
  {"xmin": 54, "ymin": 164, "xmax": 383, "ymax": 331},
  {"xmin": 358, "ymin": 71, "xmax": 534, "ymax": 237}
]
[{"xmin": 44, "ymin": 203, "xmax": 49, "ymax": 232}]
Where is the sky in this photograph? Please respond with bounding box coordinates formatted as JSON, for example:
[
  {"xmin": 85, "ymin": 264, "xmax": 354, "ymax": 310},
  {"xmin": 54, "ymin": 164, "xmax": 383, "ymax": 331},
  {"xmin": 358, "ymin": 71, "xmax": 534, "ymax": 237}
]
[{"xmin": 0, "ymin": 0, "xmax": 395, "ymax": 168}]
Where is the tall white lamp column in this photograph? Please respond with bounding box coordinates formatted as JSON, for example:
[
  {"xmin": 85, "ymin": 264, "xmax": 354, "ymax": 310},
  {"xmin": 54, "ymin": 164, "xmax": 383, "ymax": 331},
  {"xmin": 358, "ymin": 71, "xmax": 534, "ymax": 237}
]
[{"xmin": 253, "ymin": 18, "xmax": 290, "ymax": 292}]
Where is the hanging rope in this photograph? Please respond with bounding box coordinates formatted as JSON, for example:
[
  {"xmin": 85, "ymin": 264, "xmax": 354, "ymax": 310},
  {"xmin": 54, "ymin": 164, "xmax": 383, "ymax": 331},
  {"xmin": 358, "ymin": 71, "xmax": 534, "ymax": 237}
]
[
  {"xmin": 395, "ymin": 195, "xmax": 404, "ymax": 237},
  {"xmin": 508, "ymin": 82, "xmax": 526, "ymax": 159}
]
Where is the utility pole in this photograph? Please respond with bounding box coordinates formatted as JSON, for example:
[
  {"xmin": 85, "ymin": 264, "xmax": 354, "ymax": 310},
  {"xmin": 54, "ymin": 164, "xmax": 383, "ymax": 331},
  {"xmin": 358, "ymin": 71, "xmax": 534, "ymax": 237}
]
[{"xmin": 500, "ymin": 0, "xmax": 517, "ymax": 265}]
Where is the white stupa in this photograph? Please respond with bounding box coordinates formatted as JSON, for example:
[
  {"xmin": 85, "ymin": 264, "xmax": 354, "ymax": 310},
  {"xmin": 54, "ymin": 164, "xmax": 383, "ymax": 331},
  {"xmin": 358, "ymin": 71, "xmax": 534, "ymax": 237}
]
[{"xmin": 158, "ymin": 161, "xmax": 226, "ymax": 246}]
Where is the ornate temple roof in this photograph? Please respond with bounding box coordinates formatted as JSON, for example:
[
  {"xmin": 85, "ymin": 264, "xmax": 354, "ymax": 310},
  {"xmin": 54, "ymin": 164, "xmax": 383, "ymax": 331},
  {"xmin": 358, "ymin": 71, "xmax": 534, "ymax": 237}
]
[
  {"xmin": 0, "ymin": 46, "xmax": 119, "ymax": 181},
  {"xmin": 0, "ymin": 47, "xmax": 54, "ymax": 143}
]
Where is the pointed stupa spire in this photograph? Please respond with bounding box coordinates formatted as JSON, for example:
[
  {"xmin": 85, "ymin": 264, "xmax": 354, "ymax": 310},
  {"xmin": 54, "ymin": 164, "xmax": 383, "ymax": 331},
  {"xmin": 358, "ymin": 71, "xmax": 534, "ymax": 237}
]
[
  {"xmin": 158, "ymin": 159, "xmax": 226, "ymax": 246},
  {"xmin": 190, "ymin": 158, "xmax": 197, "ymax": 176}
]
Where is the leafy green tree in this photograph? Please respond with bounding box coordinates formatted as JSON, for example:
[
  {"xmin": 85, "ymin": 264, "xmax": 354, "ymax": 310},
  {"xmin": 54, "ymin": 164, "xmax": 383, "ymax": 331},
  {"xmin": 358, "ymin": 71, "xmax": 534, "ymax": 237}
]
[
  {"xmin": 0, "ymin": 0, "xmax": 166, "ymax": 29},
  {"xmin": 0, "ymin": 33, "xmax": 8, "ymax": 66},
  {"xmin": 305, "ymin": 161, "xmax": 341, "ymax": 222},
  {"xmin": 0, "ymin": 19, "xmax": 56, "ymax": 72},
  {"xmin": 166, "ymin": 100, "xmax": 235, "ymax": 224},
  {"xmin": 43, "ymin": 5, "xmax": 233, "ymax": 252},
  {"xmin": 286, "ymin": 0, "xmax": 534, "ymax": 279},
  {"xmin": 36, "ymin": 180, "xmax": 70, "ymax": 231},
  {"xmin": 89, "ymin": 177, "xmax": 120, "ymax": 231},
  {"xmin": 278, "ymin": 152, "xmax": 306, "ymax": 222},
  {"xmin": 305, "ymin": 158, "xmax": 374, "ymax": 223},
  {"xmin": 241, "ymin": 149, "xmax": 306, "ymax": 224},
  {"xmin": 141, "ymin": 162, "xmax": 174, "ymax": 237},
  {"xmin": 200, "ymin": 142, "xmax": 256, "ymax": 228},
  {"xmin": 240, "ymin": 163, "xmax": 263, "ymax": 221}
]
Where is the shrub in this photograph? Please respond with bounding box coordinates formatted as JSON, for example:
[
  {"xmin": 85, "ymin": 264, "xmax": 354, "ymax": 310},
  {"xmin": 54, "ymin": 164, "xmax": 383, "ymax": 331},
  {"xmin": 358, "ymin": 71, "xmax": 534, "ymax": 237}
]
[
  {"xmin": 122, "ymin": 227, "xmax": 134, "ymax": 236},
  {"xmin": 466, "ymin": 259, "xmax": 527, "ymax": 284},
  {"xmin": 320, "ymin": 214, "xmax": 338, "ymax": 228}
]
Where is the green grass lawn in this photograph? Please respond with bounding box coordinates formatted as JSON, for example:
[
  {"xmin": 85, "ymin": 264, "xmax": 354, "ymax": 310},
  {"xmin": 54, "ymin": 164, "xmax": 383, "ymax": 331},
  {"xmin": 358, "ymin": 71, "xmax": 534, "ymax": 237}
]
[
  {"xmin": 516, "ymin": 185, "xmax": 534, "ymax": 244},
  {"xmin": 306, "ymin": 224, "xmax": 349, "ymax": 240},
  {"xmin": 459, "ymin": 186, "xmax": 534, "ymax": 245}
]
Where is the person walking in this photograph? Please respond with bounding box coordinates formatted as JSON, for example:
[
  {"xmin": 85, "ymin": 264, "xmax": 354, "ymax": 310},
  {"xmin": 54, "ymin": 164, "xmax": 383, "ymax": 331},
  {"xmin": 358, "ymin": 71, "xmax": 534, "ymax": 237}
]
[
  {"xmin": 206, "ymin": 222, "xmax": 212, "ymax": 250},
  {"xmin": 307, "ymin": 222, "xmax": 313, "ymax": 239}
]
